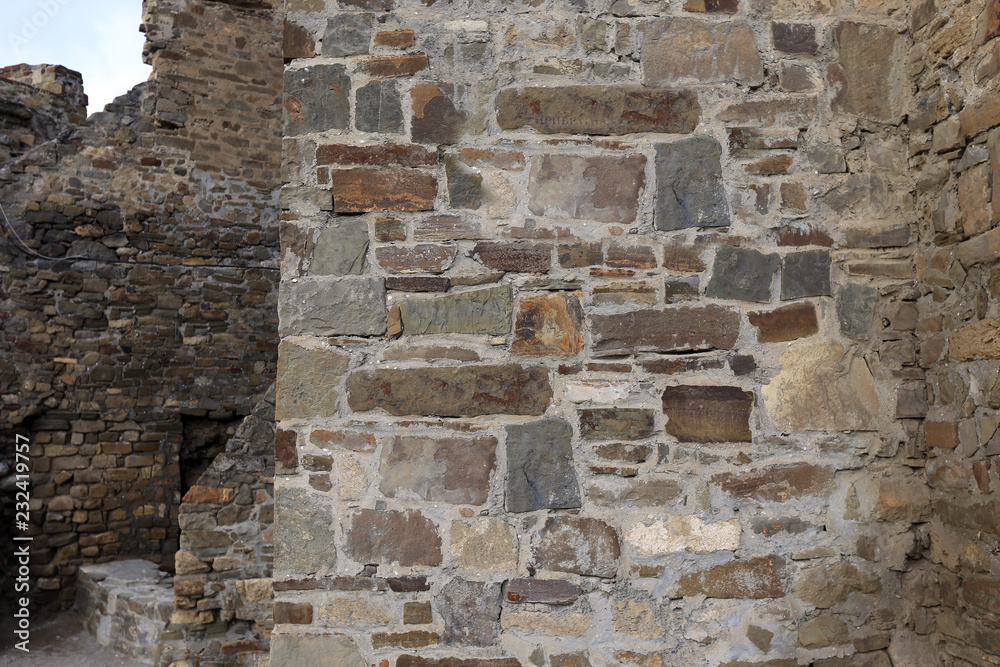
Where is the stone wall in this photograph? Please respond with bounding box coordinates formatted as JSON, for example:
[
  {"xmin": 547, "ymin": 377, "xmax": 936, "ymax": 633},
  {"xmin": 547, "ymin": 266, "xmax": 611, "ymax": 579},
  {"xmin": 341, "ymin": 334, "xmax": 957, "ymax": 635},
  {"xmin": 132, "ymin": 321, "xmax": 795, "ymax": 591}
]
[
  {"xmin": 0, "ymin": 0, "xmax": 283, "ymax": 618},
  {"xmin": 271, "ymin": 0, "xmax": 978, "ymax": 664}
]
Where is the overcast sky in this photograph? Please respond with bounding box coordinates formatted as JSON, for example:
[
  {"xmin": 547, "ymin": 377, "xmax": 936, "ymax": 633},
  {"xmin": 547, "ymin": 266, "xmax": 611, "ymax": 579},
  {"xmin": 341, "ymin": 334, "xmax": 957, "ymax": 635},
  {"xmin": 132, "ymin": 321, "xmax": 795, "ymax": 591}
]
[{"xmin": 1, "ymin": 0, "xmax": 151, "ymax": 114}]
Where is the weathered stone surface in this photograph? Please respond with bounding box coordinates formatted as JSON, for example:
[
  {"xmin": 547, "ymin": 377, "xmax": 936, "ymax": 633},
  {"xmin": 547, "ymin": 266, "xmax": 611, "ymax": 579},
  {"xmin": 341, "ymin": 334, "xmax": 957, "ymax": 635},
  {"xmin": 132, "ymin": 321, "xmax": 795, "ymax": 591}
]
[
  {"xmin": 655, "ymin": 137, "xmax": 730, "ymax": 230},
  {"xmin": 331, "ymin": 168, "xmax": 437, "ymax": 212},
  {"xmin": 506, "ymin": 417, "xmax": 581, "ymax": 513},
  {"xmin": 356, "ymin": 80, "xmax": 404, "ymax": 133},
  {"xmin": 797, "ymin": 562, "xmax": 881, "ymax": 608},
  {"xmin": 506, "ymin": 579, "xmax": 583, "ymax": 605},
  {"xmin": 799, "ymin": 615, "xmax": 850, "ymax": 649},
  {"xmin": 471, "ymin": 242, "xmax": 552, "ymax": 272},
  {"xmin": 278, "ymin": 277, "xmax": 386, "ymax": 337},
  {"xmin": 275, "ymin": 487, "xmax": 336, "ymax": 575},
  {"xmin": 397, "ymin": 658, "xmax": 521, "ymax": 667},
  {"xmin": 762, "ymin": 343, "xmax": 881, "ymax": 432},
  {"xmin": 412, "ymin": 84, "xmax": 467, "ymax": 145},
  {"xmin": 677, "ymin": 556, "xmax": 785, "ymax": 598},
  {"xmin": 343, "ymin": 508, "xmax": 442, "ymax": 566},
  {"xmin": 284, "ymin": 65, "xmax": 350, "ymax": 135},
  {"xmin": 684, "ymin": 0, "xmax": 739, "ymax": 11},
  {"xmin": 275, "ymin": 340, "xmax": 350, "ymax": 420},
  {"xmin": 273, "ymin": 601, "xmax": 314, "ymax": 624},
  {"xmin": 496, "ymin": 86, "xmax": 700, "ymax": 135},
  {"xmin": 376, "ymin": 244, "xmax": 457, "ymax": 274},
  {"xmin": 962, "ymin": 577, "xmax": 1000, "ymax": 611},
  {"xmin": 359, "ymin": 54, "xmax": 429, "ymax": 77},
  {"xmin": 719, "ymin": 96, "xmax": 819, "ymax": 127},
  {"xmin": 440, "ymin": 579, "xmax": 502, "ymax": 646},
  {"xmin": 512, "ymin": 292, "xmax": 584, "ymax": 358},
  {"xmin": 595, "ymin": 443, "xmax": 654, "ymax": 463},
  {"xmin": 312, "ymin": 219, "xmax": 369, "ymax": 276},
  {"xmin": 829, "ymin": 22, "xmax": 903, "ymax": 122},
  {"xmin": 451, "ymin": 518, "xmax": 518, "ymax": 570},
  {"xmin": 370, "ymin": 631, "xmax": 440, "ymax": 649},
  {"xmin": 836, "ymin": 283, "xmax": 877, "ymax": 339},
  {"xmin": 386, "ymin": 276, "xmax": 450, "ymax": 292},
  {"xmin": 534, "ymin": 516, "xmax": 620, "ymax": 578},
  {"xmin": 748, "ymin": 302, "xmax": 819, "ymax": 342},
  {"xmin": 607, "ymin": 243, "xmax": 657, "ymax": 269},
  {"xmin": 713, "ymin": 463, "xmax": 834, "ymax": 502},
  {"xmin": 501, "ymin": 610, "xmax": 593, "ymax": 636},
  {"xmin": 844, "ymin": 225, "xmax": 911, "ymax": 248},
  {"xmin": 949, "ymin": 320, "xmax": 1000, "ymax": 360},
  {"xmin": 772, "ymin": 22, "xmax": 818, "ymax": 54},
  {"xmin": 270, "ymin": 633, "xmax": 364, "ymax": 667},
  {"xmin": 924, "ymin": 421, "xmax": 959, "ymax": 449},
  {"xmin": 284, "ymin": 21, "xmax": 315, "ymax": 60},
  {"xmin": 379, "ymin": 435, "xmax": 498, "ymax": 505},
  {"xmin": 322, "ymin": 15, "xmax": 372, "ymax": 57},
  {"xmin": 662, "ymin": 385, "xmax": 753, "ymax": 443},
  {"xmin": 591, "ymin": 478, "xmax": 684, "ymax": 507},
  {"xmin": 346, "ymin": 365, "xmax": 552, "ymax": 416},
  {"xmin": 644, "ymin": 19, "xmax": 764, "ymax": 85},
  {"xmin": 403, "ymin": 601, "xmax": 433, "ymax": 625},
  {"xmin": 414, "ymin": 215, "xmax": 484, "ymax": 241},
  {"xmin": 579, "ymin": 409, "xmax": 656, "ymax": 441},
  {"xmin": 746, "ymin": 155, "xmax": 794, "ymax": 175},
  {"xmin": 399, "ymin": 285, "xmax": 512, "ymax": 335},
  {"xmin": 375, "ymin": 29, "xmax": 414, "ymax": 47},
  {"xmin": 275, "ymin": 429, "xmax": 298, "ymax": 472},
  {"xmin": 317, "ymin": 142, "xmax": 435, "ymax": 167},
  {"xmin": 528, "ymin": 154, "xmax": 645, "ymax": 223},
  {"xmin": 781, "ymin": 249, "xmax": 831, "ymax": 299},
  {"xmin": 445, "ymin": 157, "xmax": 485, "ymax": 209},
  {"xmin": 624, "ymin": 516, "xmax": 741, "ymax": 555},
  {"xmin": 706, "ymin": 246, "xmax": 780, "ymax": 302},
  {"xmin": 729, "ymin": 127, "xmax": 799, "ymax": 155},
  {"xmin": 590, "ymin": 306, "xmax": 739, "ymax": 356}
]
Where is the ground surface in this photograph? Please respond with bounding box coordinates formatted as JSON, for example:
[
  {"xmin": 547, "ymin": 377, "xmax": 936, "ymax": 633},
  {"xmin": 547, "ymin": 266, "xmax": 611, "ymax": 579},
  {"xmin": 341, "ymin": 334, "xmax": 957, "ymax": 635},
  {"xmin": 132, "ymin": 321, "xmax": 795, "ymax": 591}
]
[{"xmin": 0, "ymin": 611, "xmax": 147, "ymax": 666}]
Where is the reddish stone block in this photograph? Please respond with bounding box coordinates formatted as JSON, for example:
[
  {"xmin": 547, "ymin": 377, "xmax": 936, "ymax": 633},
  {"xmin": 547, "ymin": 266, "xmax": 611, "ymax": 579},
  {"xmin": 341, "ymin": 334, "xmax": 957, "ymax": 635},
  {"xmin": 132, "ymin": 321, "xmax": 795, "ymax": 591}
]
[
  {"xmin": 606, "ymin": 244, "xmax": 657, "ymax": 269},
  {"xmin": 316, "ymin": 143, "xmax": 436, "ymax": 167},
  {"xmin": 712, "ymin": 463, "xmax": 835, "ymax": 502},
  {"xmin": 370, "ymin": 631, "xmax": 439, "ymax": 648},
  {"xmin": 344, "ymin": 508, "xmax": 442, "ymax": 567},
  {"xmin": 412, "ymin": 83, "xmax": 466, "ymax": 145},
  {"xmin": 331, "ymin": 168, "xmax": 437, "ymax": 212},
  {"xmin": 512, "ymin": 292, "xmax": 584, "ymax": 358},
  {"xmin": 182, "ymin": 486, "xmax": 234, "ymax": 505},
  {"xmin": 471, "ymin": 242, "xmax": 551, "ymax": 273},
  {"xmin": 534, "ymin": 516, "xmax": 620, "ymax": 578},
  {"xmin": 590, "ymin": 306, "xmax": 740, "ymax": 356},
  {"xmin": 375, "ymin": 30, "xmax": 415, "ymax": 48},
  {"xmin": 221, "ymin": 640, "xmax": 262, "ymax": 655},
  {"xmin": 662, "ymin": 385, "xmax": 753, "ymax": 443},
  {"xmin": 780, "ymin": 182, "xmax": 808, "ymax": 211},
  {"xmin": 506, "ymin": 578, "xmax": 582, "ymax": 605},
  {"xmin": 925, "ymin": 421, "xmax": 960, "ymax": 449},
  {"xmin": 376, "ymin": 244, "xmax": 457, "ymax": 274},
  {"xmin": 275, "ymin": 429, "xmax": 298, "ymax": 472},
  {"xmin": 776, "ymin": 224, "xmax": 834, "ymax": 247},
  {"xmin": 273, "ymin": 601, "xmax": 313, "ymax": 624},
  {"xmin": 745, "ymin": 155, "xmax": 794, "ymax": 175},
  {"xmin": 359, "ymin": 54, "xmax": 429, "ymax": 77},
  {"xmin": 748, "ymin": 303, "xmax": 819, "ymax": 343},
  {"xmin": 283, "ymin": 21, "xmax": 315, "ymax": 60},
  {"xmin": 677, "ymin": 556, "xmax": 785, "ymax": 599},
  {"xmin": 385, "ymin": 276, "xmax": 451, "ymax": 292}
]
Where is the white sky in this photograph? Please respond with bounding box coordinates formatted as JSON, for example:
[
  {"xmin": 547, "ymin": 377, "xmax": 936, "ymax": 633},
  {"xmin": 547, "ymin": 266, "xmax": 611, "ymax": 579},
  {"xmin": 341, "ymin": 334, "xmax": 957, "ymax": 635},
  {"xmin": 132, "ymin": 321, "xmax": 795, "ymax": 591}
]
[{"xmin": 1, "ymin": 0, "xmax": 151, "ymax": 115}]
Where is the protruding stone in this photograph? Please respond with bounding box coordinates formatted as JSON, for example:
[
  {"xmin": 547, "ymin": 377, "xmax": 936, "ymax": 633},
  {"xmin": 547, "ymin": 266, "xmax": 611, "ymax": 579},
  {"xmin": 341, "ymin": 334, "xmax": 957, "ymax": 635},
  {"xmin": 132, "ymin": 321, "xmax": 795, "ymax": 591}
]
[
  {"xmin": 655, "ymin": 137, "xmax": 730, "ymax": 230},
  {"xmin": 534, "ymin": 516, "xmax": 620, "ymax": 578},
  {"xmin": 528, "ymin": 154, "xmax": 646, "ymax": 224},
  {"xmin": 379, "ymin": 435, "xmax": 498, "ymax": 505},
  {"xmin": 343, "ymin": 508, "xmax": 442, "ymax": 567},
  {"xmin": 662, "ymin": 386, "xmax": 753, "ymax": 443},
  {"xmin": 506, "ymin": 417, "xmax": 581, "ymax": 513}
]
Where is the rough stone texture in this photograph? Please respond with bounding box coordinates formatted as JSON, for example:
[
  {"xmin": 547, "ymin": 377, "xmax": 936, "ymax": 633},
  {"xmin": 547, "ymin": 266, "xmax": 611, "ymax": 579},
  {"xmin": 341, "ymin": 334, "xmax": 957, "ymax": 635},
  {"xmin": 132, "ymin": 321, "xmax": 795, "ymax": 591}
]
[
  {"xmin": 643, "ymin": 19, "xmax": 764, "ymax": 86},
  {"xmin": 654, "ymin": 137, "xmax": 730, "ymax": 230},
  {"xmin": 949, "ymin": 320, "xmax": 1000, "ymax": 361},
  {"xmin": 379, "ymin": 435, "xmax": 498, "ymax": 505},
  {"xmin": 677, "ymin": 556, "xmax": 785, "ymax": 598},
  {"xmin": 624, "ymin": 516, "xmax": 741, "ymax": 555},
  {"xmin": 706, "ymin": 247, "xmax": 781, "ymax": 303},
  {"xmin": 346, "ymin": 366, "xmax": 552, "ymax": 416},
  {"xmin": 512, "ymin": 292, "xmax": 585, "ymax": 358},
  {"xmin": 506, "ymin": 418, "xmax": 582, "ymax": 512},
  {"xmin": 274, "ymin": 487, "xmax": 336, "ymax": 575},
  {"xmin": 836, "ymin": 283, "xmax": 877, "ymax": 339},
  {"xmin": 312, "ymin": 219, "xmax": 369, "ymax": 276},
  {"xmin": 781, "ymin": 250, "xmax": 831, "ymax": 299},
  {"xmin": 399, "ymin": 285, "xmax": 512, "ymax": 335},
  {"xmin": 440, "ymin": 579, "xmax": 502, "ymax": 646},
  {"xmin": 322, "ymin": 14, "xmax": 372, "ymax": 57},
  {"xmin": 762, "ymin": 343, "xmax": 882, "ymax": 432},
  {"xmin": 748, "ymin": 302, "xmax": 819, "ymax": 342},
  {"xmin": 534, "ymin": 516, "xmax": 620, "ymax": 578},
  {"xmin": 830, "ymin": 22, "xmax": 904, "ymax": 122},
  {"xmin": 451, "ymin": 519, "xmax": 519, "ymax": 570},
  {"xmin": 506, "ymin": 579, "xmax": 583, "ymax": 605},
  {"xmin": 343, "ymin": 509, "xmax": 443, "ymax": 567},
  {"xmin": 275, "ymin": 340, "xmax": 350, "ymax": 420},
  {"xmin": 376, "ymin": 244, "xmax": 458, "ymax": 273},
  {"xmin": 271, "ymin": 633, "xmax": 365, "ymax": 667},
  {"xmin": 799, "ymin": 615, "xmax": 850, "ymax": 649},
  {"xmin": 579, "ymin": 408, "xmax": 657, "ymax": 441},
  {"xmin": 590, "ymin": 306, "xmax": 740, "ymax": 356},
  {"xmin": 355, "ymin": 81, "xmax": 405, "ymax": 133},
  {"xmin": 331, "ymin": 168, "xmax": 437, "ymax": 212},
  {"xmin": 496, "ymin": 86, "xmax": 701, "ymax": 135},
  {"xmin": 284, "ymin": 65, "xmax": 351, "ymax": 135},
  {"xmin": 662, "ymin": 385, "xmax": 753, "ymax": 443},
  {"xmin": 713, "ymin": 463, "xmax": 835, "ymax": 502},
  {"xmin": 528, "ymin": 154, "xmax": 646, "ymax": 223},
  {"xmin": 278, "ymin": 277, "xmax": 387, "ymax": 337}
]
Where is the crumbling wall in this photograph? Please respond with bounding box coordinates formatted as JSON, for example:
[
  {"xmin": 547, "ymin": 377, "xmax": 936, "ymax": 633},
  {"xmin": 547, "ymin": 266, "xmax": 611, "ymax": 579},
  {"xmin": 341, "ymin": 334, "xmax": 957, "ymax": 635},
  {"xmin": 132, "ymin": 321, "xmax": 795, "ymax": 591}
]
[
  {"xmin": 0, "ymin": 0, "xmax": 283, "ymax": 614},
  {"xmin": 271, "ymin": 0, "xmax": 950, "ymax": 664}
]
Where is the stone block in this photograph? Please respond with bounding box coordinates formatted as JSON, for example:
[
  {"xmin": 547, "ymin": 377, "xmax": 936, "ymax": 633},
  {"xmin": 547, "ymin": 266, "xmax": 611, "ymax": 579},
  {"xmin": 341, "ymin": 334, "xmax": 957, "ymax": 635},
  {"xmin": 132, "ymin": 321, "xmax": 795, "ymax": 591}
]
[
  {"xmin": 677, "ymin": 556, "xmax": 784, "ymax": 598},
  {"xmin": 781, "ymin": 250, "xmax": 831, "ymax": 299},
  {"xmin": 284, "ymin": 21, "xmax": 315, "ymax": 60},
  {"xmin": 278, "ymin": 277, "xmax": 386, "ymax": 337},
  {"xmin": 662, "ymin": 385, "xmax": 753, "ymax": 443},
  {"xmin": 275, "ymin": 340, "xmax": 350, "ymax": 421},
  {"xmin": 748, "ymin": 303, "xmax": 819, "ymax": 342},
  {"xmin": 316, "ymin": 142, "xmax": 435, "ymax": 167},
  {"xmin": 284, "ymin": 65, "xmax": 350, "ymax": 135},
  {"xmin": 528, "ymin": 154, "xmax": 646, "ymax": 223},
  {"xmin": 312, "ymin": 219, "xmax": 369, "ymax": 276},
  {"xmin": 579, "ymin": 409, "xmax": 656, "ymax": 441},
  {"xmin": 590, "ymin": 306, "xmax": 739, "ymax": 356},
  {"xmin": 397, "ymin": 658, "xmax": 521, "ymax": 667},
  {"xmin": 331, "ymin": 168, "xmax": 437, "ymax": 212},
  {"xmin": 343, "ymin": 508, "xmax": 442, "ymax": 567},
  {"xmin": 356, "ymin": 80, "xmax": 404, "ymax": 133},
  {"xmin": 399, "ymin": 285, "xmax": 512, "ymax": 335},
  {"xmin": 712, "ymin": 463, "xmax": 834, "ymax": 501},
  {"xmin": 559, "ymin": 243, "xmax": 603, "ymax": 268},
  {"xmin": 772, "ymin": 22, "xmax": 818, "ymax": 54},
  {"xmin": 271, "ymin": 633, "xmax": 365, "ymax": 667},
  {"xmin": 404, "ymin": 601, "xmax": 433, "ymax": 625},
  {"xmin": 273, "ymin": 601, "xmax": 313, "ymax": 624},
  {"xmin": 534, "ymin": 516, "xmax": 620, "ymax": 578},
  {"xmin": 512, "ymin": 292, "xmax": 584, "ymax": 358},
  {"xmin": 322, "ymin": 15, "xmax": 372, "ymax": 57},
  {"xmin": 379, "ymin": 435, "xmax": 498, "ymax": 505},
  {"xmin": 274, "ymin": 487, "xmax": 337, "ymax": 575},
  {"xmin": 359, "ymin": 54, "xmax": 429, "ymax": 77},
  {"xmin": 706, "ymin": 246, "xmax": 780, "ymax": 302},
  {"xmin": 506, "ymin": 579, "xmax": 582, "ymax": 605},
  {"xmin": 471, "ymin": 242, "xmax": 552, "ymax": 272},
  {"xmin": 799, "ymin": 615, "xmax": 850, "ymax": 649},
  {"xmin": 386, "ymin": 277, "xmax": 450, "ymax": 292},
  {"xmin": 591, "ymin": 478, "xmax": 684, "ymax": 508},
  {"xmin": 643, "ymin": 18, "xmax": 764, "ymax": 85},
  {"xmin": 829, "ymin": 22, "xmax": 904, "ymax": 122},
  {"xmin": 375, "ymin": 244, "xmax": 457, "ymax": 274},
  {"xmin": 445, "ymin": 157, "xmax": 485, "ymax": 210},
  {"xmin": 451, "ymin": 518, "xmax": 518, "ymax": 570},
  {"xmin": 412, "ymin": 84, "xmax": 467, "ymax": 145},
  {"xmin": 440, "ymin": 578, "xmax": 502, "ymax": 646},
  {"xmin": 347, "ymin": 365, "xmax": 552, "ymax": 416},
  {"xmin": 836, "ymin": 283, "xmax": 876, "ymax": 339},
  {"xmin": 655, "ymin": 137, "xmax": 730, "ymax": 230},
  {"xmin": 624, "ymin": 516, "xmax": 741, "ymax": 555},
  {"xmin": 496, "ymin": 86, "xmax": 700, "ymax": 135},
  {"xmin": 607, "ymin": 243, "xmax": 657, "ymax": 269},
  {"xmin": 505, "ymin": 417, "xmax": 581, "ymax": 513},
  {"xmin": 950, "ymin": 319, "xmax": 1000, "ymax": 361}
]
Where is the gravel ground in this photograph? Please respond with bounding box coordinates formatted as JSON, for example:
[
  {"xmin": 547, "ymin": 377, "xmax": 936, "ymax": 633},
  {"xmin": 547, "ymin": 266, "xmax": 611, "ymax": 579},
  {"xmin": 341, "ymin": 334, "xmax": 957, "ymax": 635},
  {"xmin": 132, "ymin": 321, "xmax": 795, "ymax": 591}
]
[{"xmin": 0, "ymin": 611, "xmax": 148, "ymax": 667}]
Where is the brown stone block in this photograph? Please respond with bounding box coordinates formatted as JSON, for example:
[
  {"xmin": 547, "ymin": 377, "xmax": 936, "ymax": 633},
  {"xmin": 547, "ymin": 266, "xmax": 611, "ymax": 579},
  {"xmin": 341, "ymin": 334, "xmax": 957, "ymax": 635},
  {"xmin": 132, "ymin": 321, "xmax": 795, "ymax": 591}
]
[
  {"xmin": 606, "ymin": 243, "xmax": 657, "ymax": 268},
  {"xmin": 797, "ymin": 562, "xmax": 881, "ymax": 608},
  {"xmin": 387, "ymin": 576, "xmax": 430, "ymax": 592},
  {"xmin": 684, "ymin": 0, "xmax": 739, "ymax": 12},
  {"xmin": 344, "ymin": 508, "xmax": 442, "ymax": 567},
  {"xmin": 772, "ymin": 22, "xmax": 818, "ymax": 54},
  {"xmin": 375, "ymin": 30, "xmax": 415, "ymax": 48},
  {"xmin": 528, "ymin": 154, "xmax": 646, "ymax": 224},
  {"xmin": 375, "ymin": 244, "xmax": 457, "ymax": 274},
  {"xmin": 371, "ymin": 630, "xmax": 439, "ymax": 648},
  {"xmin": 376, "ymin": 217, "xmax": 406, "ymax": 242},
  {"xmin": 662, "ymin": 385, "xmax": 753, "ymax": 443},
  {"xmin": 534, "ymin": 516, "xmax": 620, "ymax": 578},
  {"xmin": 275, "ymin": 429, "xmax": 298, "ymax": 472},
  {"xmin": 495, "ymin": 86, "xmax": 700, "ymax": 135},
  {"xmin": 558, "ymin": 243, "xmax": 603, "ymax": 268},
  {"xmin": 182, "ymin": 486, "xmax": 234, "ymax": 505},
  {"xmin": 403, "ymin": 601, "xmax": 433, "ymax": 625},
  {"xmin": 962, "ymin": 577, "xmax": 1000, "ymax": 611},
  {"xmin": 776, "ymin": 223, "xmax": 833, "ymax": 247},
  {"xmin": 512, "ymin": 292, "xmax": 584, "ymax": 358},
  {"xmin": 728, "ymin": 127, "xmax": 799, "ymax": 155},
  {"xmin": 718, "ymin": 96, "xmax": 818, "ymax": 127},
  {"xmin": 748, "ymin": 303, "xmax": 818, "ymax": 342},
  {"xmin": 471, "ymin": 242, "xmax": 551, "ymax": 273},
  {"xmin": 379, "ymin": 435, "xmax": 498, "ymax": 505},
  {"xmin": 961, "ymin": 95, "xmax": 1000, "ymax": 138},
  {"xmin": 414, "ymin": 215, "xmax": 484, "ymax": 241},
  {"xmin": 745, "ymin": 155, "xmax": 793, "ymax": 175},
  {"xmin": 273, "ymin": 601, "xmax": 313, "ymax": 624},
  {"xmin": 843, "ymin": 225, "xmax": 910, "ymax": 248},
  {"xmin": 397, "ymin": 657, "xmax": 521, "ymax": 667},
  {"xmin": 506, "ymin": 579, "xmax": 583, "ymax": 605},
  {"xmin": 309, "ymin": 429, "xmax": 376, "ymax": 452},
  {"xmin": 331, "ymin": 168, "xmax": 436, "ymax": 213},
  {"xmin": 284, "ymin": 21, "xmax": 315, "ymax": 60},
  {"xmin": 358, "ymin": 54, "xmax": 429, "ymax": 77},
  {"xmin": 579, "ymin": 409, "xmax": 656, "ymax": 441},
  {"xmin": 639, "ymin": 358, "xmax": 726, "ymax": 375},
  {"xmin": 590, "ymin": 306, "xmax": 740, "ymax": 356},
  {"xmin": 412, "ymin": 83, "xmax": 467, "ymax": 145},
  {"xmin": 950, "ymin": 319, "xmax": 1000, "ymax": 361},
  {"xmin": 924, "ymin": 421, "xmax": 959, "ymax": 449},
  {"xmin": 829, "ymin": 22, "xmax": 904, "ymax": 122},
  {"xmin": 174, "ymin": 575, "xmax": 206, "ymax": 597},
  {"xmin": 316, "ymin": 143, "xmax": 436, "ymax": 167},
  {"xmin": 385, "ymin": 276, "xmax": 450, "ymax": 292},
  {"xmin": 712, "ymin": 462, "xmax": 834, "ymax": 501},
  {"xmin": 677, "ymin": 556, "xmax": 785, "ymax": 598},
  {"xmin": 644, "ymin": 18, "xmax": 763, "ymax": 86},
  {"xmin": 662, "ymin": 243, "xmax": 706, "ymax": 271},
  {"xmin": 221, "ymin": 640, "xmax": 262, "ymax": 655},
  {"xmin": 346, "ymin": 365, "xmax": 552, "ymax": 417}
]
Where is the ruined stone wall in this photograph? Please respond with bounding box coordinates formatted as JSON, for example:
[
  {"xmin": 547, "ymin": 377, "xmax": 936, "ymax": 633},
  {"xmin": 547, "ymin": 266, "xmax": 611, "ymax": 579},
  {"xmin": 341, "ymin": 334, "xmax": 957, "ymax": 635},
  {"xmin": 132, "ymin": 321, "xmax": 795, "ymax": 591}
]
[
  {"xmin": 271, "ymin": 0, "xmax": 951, "ymax": 664},
  {"xmin": 0, "ymin": 0, "xmax": 283, "ymax": 614},
  {"xmin": 908, "ymin": 0, "xmax": 1000, "ymax": 664}
]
